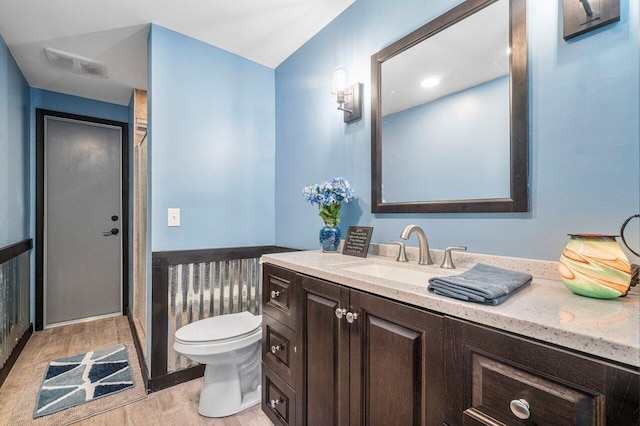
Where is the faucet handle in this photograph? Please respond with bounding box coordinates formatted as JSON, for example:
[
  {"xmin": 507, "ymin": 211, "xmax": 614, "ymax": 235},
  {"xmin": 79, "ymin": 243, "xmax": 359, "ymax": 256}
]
[
  {"xmin": 441, "ymin": 246, "xmax": 467, "ymax": 269},
  {"xmin": 390, "ymin": 240, "xmax": 408, "ymax": 262}
]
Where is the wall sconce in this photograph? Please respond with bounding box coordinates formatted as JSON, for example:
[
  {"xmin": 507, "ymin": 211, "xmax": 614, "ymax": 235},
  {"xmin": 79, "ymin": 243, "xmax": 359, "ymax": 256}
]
[
  {"xmin": 563, "ymin": 0, "xmax": 619, "ymax": 40},
  {"xmin": 332, "ymin": 66, "xmax": 362, "ymax": 123}
]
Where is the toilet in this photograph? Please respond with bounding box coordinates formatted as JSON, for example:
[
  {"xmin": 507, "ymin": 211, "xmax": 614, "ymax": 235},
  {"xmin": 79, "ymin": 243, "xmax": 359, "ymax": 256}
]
[{"xmin": 173, "ymin": 311, "xmax": 262, "ymax": 418}]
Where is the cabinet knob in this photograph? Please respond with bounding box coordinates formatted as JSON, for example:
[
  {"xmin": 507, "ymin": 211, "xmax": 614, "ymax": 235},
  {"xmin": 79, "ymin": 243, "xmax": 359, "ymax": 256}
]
[
  {"xmin": 509, "ymin": 399, "xmax": 530, "ymax": 419},
  {"xmin": 336, "ymin": 309, "xmax": 358, "ymax": 322},
  {"xmin": 271, "ymin": 344, "xmax": 284, "ymax": 354},
  {"xmin": 270, "ymin": 290, "xmax": 281, "ymax": 299},
  {"xmin": 269, "ymin": 398, "xmax": 282, "ymax": 409}
]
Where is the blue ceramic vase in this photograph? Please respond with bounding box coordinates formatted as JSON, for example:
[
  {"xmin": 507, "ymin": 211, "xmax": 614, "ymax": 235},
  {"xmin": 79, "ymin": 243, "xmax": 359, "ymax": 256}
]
[{"xmin": 319, "ymin": 225, "xmax": 341, "ymax": 252}]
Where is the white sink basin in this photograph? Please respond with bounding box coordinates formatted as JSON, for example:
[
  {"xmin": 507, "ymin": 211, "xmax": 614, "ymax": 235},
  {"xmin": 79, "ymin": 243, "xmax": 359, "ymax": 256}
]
[{"xmin": 340, "ymin": 262, "xmax": 440, "ymax": 286}]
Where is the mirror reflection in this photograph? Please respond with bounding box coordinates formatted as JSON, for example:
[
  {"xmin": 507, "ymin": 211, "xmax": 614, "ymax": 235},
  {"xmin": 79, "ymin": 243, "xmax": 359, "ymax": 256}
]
[{"xmin": 381, "ymin": 0, "xmax": 509, "ymax": 202}]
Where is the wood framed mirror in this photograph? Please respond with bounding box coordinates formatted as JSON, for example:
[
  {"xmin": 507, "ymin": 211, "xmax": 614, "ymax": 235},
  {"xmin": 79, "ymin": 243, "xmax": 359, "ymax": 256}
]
[{"xmin": 371, "ymin": 0, "xmax": 528, "ymax": 213}]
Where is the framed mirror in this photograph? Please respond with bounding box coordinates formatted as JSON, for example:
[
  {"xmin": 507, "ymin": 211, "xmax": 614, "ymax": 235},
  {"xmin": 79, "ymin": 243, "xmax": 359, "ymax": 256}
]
[{"xmin": 371, "ymin": 0, "xmax": 528, "ymax": 213}]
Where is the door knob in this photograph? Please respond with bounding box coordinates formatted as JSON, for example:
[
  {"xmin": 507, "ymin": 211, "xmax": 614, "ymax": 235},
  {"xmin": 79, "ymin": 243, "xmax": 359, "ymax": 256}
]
[{"xmin": 102, "ymin": 228, "xmax": 119, "ymax": 236}]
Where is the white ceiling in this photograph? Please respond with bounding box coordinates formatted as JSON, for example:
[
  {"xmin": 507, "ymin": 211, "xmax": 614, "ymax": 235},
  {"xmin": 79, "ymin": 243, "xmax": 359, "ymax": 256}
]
[
  {"xmin": 381, "ymin": 0, "xmax": 509, "ymax": 116},
  {"xmin": 0, "ymin": 0, "xmax": 355, "ymax": 106}
]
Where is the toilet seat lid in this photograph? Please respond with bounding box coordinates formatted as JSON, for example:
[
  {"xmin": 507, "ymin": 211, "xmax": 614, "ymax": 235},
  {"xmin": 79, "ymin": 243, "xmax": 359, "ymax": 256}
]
[{"xmin": 175, "ymin": 311, "xmax": 262, "ymax": 344}]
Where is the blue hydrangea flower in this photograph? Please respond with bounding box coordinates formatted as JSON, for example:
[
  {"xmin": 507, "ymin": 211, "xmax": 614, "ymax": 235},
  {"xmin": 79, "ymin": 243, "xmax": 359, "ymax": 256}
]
[{"xmin": 303, "ymin": 177, "xmax": 355, "ymax": 226}]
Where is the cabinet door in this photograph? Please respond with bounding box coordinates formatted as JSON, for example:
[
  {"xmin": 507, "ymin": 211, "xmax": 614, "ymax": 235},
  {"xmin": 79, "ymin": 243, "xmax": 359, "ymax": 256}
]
[
  {"xmin": 300, "ymin": 275, "xmax": 350, "ymax": 426},
  {"xmin": 349, "ymin": 290, "xmax": 444, "ymax": 426}
]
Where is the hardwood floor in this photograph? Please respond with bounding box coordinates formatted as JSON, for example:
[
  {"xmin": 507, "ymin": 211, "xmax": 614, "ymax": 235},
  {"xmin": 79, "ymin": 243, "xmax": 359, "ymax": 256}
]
[{"xmin": 0, "ymin": 316, "xmax": 273, "ymax": 425}]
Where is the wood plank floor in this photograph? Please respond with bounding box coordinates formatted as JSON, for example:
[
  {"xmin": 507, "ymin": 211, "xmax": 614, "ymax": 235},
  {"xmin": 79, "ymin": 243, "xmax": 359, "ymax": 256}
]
[{"xmin": 0, "ymin": 316, "xmax": 273, "ymax": 425}]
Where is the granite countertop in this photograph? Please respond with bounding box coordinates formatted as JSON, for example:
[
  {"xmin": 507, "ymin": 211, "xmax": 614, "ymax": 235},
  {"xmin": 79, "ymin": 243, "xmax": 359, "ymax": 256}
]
[{"xmin": 261, "ymin": 245, "xmax": 640, "ymax": 369}]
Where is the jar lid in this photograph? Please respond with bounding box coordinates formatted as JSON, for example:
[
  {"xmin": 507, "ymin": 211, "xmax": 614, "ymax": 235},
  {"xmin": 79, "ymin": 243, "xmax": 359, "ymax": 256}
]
[{"xmin": 567, "ymin": 233, "xmax": 619, "ymax": 238}]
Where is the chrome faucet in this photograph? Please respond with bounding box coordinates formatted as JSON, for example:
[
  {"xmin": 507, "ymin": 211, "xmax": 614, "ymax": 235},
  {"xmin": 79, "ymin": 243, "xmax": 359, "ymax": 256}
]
[{"xmin": 399, "ymin": 225, "xmax": 433, "ymax": 265}]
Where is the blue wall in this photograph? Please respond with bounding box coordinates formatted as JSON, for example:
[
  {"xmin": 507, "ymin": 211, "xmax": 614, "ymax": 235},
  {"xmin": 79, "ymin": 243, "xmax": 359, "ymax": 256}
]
[
  {"xmin": 382, "ymin": 76, "xmax": 510, "ymax": 202},
  {"xmin": 274, "ymin": 0, "xmax": 640, "ymax": 261},
  {"xmin": 148, "ymin": 25, "xmax": 276, "ymax": 251},
  {"xmin": 0, "ymin": 34, "xmax": 30, "ymax": 247},
  {"xmin": 30, "ymin": 88, "xmax": 129, "ymax": 123}
]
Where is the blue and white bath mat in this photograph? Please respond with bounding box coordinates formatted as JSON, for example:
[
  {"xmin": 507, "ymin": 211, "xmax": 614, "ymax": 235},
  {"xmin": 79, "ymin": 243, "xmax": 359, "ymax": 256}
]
[{"xmin": 34, "ymin": 344, "xmax": 134, "ymax": 418}]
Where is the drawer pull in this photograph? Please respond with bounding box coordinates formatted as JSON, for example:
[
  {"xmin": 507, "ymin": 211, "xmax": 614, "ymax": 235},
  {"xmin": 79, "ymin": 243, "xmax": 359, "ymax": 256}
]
[
  {"xmin": 270, "ymin": 290, "xmax": 281, "ymax": 299},
  {"xmin": 271, "ymin": 344, "xmax": 284, "ymax": 354},
  {"xmin": 509, "ymin": 399, "xmax": 531, "ymax": 419},
  {"xmin": 335, "ymin": 308, "xmax": 347, "ymax": 319},
  {"xmin": 269, "ymin": 398, "xmax": 283, "ymax": 409}
]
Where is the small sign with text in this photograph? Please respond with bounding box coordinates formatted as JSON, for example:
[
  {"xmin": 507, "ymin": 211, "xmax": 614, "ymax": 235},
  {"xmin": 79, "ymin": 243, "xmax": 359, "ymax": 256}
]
[{"xmin": 342, "ymin": 226, "xmax": 373, "ymax": 258}]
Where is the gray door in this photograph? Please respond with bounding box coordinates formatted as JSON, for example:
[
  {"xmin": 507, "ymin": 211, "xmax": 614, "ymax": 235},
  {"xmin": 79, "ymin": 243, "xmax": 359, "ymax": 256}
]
[{"xmin": 45, "ymin": 116, "xmax": 122, "ymax": 327}]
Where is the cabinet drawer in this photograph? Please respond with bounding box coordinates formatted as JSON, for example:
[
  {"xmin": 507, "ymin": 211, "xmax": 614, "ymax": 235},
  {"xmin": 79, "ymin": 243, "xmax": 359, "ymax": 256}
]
[
  {"xmin": 262, "ymin": 363, "xmax": 296, "ymax": 426},
  {"xmin": 263, "ymin": 313, "xmax": 298, "ymax": 386},
  {"xmin": 263, "ymin": 264, "xmax": 298, "ymax": 330},
  {"xmin": 464, "ymin": 352, "xmax": 599, "ymax": 425},
  {"xmin": 445, "ymin": 318, "xmax": 640, "ymax": 426}
]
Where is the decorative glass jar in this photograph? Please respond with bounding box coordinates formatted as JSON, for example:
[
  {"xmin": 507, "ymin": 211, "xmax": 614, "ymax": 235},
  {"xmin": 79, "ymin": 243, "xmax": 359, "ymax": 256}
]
[{"xmin": 559, "ymin": 234, "xmax": 631, "ymax": 299}]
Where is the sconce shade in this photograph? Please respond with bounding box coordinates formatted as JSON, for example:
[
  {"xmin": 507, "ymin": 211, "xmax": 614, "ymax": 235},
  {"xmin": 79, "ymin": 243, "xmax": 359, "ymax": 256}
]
[
  {"xmin": 332, "ymin": 66, "xmax": 349, "ymax": 96},
  {"xmin": 332, "ymin": 66, "xmax": 362, "ymax": 123}
]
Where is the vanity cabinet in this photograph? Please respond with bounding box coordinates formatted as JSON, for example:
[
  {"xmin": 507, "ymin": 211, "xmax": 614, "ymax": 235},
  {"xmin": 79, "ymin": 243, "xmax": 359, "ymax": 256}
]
[
  {"xmin": 300, "ymin": 275, "xmax": 445, "ymax": 425},
  {"xmin": 262, "ymin": 264, "xmax": 445, "ymax": 426},
  {"xmin": 262, "ymin": 262, "xmax": 639, "ymax": 425},
  {"xmin": 444, "ymin": 318, "xmax": 640, "ymax": 425}
]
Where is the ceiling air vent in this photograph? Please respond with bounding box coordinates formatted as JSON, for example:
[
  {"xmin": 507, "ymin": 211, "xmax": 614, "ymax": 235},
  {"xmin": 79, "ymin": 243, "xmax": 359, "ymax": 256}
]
[{"xmin": 43, "ymin": 48, "xmax": 108, "ymax": 78}]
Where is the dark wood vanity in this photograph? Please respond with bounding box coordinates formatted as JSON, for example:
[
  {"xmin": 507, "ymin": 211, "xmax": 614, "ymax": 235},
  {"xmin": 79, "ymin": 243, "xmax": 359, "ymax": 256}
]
[{"xmin": 261, "ymin": 263, "xmax": 639, "ymax": 425}]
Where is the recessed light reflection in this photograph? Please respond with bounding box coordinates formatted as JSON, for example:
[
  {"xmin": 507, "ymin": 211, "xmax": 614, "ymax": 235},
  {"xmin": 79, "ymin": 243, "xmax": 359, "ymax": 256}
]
[{"xmin": 421, "ymin": 77, "xmax": 440, "ymax": 88}]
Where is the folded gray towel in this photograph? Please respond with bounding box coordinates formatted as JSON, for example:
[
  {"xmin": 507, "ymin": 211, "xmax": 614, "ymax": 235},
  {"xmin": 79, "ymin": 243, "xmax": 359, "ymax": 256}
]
[{"xmin": 427, "ymin": 263, "xmax": 532, "ymax": 305}]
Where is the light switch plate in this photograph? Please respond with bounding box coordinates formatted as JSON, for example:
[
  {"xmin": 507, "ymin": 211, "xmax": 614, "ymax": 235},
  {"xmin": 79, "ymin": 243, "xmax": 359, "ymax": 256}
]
[{"xmin": 168, "ymin": 208, "xmax": 180, "ymax": 227}]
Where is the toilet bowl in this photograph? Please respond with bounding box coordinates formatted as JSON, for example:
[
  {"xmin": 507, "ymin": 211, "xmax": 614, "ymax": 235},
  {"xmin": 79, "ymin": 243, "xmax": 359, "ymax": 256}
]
[{"xmin": 173, "ymin": 311, "xmax": 262, "ymax": 418}]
